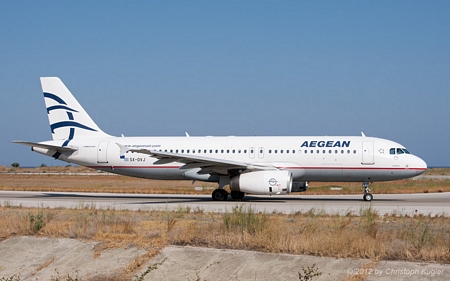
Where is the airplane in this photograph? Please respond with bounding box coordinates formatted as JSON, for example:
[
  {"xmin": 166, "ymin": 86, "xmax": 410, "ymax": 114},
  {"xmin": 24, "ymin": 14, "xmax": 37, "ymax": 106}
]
[{"xmin": 13, "ymin": 77, "xmax": 427, "ymax": 202}]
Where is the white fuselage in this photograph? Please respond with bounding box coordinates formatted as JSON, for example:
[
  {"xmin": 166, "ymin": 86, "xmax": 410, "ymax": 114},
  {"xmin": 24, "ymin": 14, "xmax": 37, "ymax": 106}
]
[{"xmin": 47, "ymin": 135, "xmax": 426, "ymax": 183}]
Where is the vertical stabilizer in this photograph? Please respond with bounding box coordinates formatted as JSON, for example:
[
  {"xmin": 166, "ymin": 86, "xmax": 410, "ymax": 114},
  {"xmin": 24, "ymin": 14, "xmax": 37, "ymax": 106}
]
[{"xmin": 41, "ymin": 77, "xmax": 111, "ymax": 141}]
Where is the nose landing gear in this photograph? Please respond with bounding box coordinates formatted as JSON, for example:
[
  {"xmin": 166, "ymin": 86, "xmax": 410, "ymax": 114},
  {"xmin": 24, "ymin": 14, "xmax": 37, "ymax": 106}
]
[{"xmin": 362, "ymin": 182, "xmax": 373, "ymax": 201}]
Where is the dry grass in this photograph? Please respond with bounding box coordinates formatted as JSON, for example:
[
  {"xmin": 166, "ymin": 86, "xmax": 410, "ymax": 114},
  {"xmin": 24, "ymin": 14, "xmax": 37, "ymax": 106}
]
[
  {"xmin": 1, "ymin": 204, "xmax": 449, "ymax": 280},
  {"xmin": 0, "ymin": 205, "xmax": 169, "ymax": 280},
  {"xmin": 168, "ymin": 206, "xmax": 450, "ymax": 263},
  {"xmin": 424, "ymin": 167, "xmax": 450, "ymax": 175},
  {"xmin": 2, "ymin": 205, "xmax": 449, "ymax": 263},
  {"xmin": 1, "ymin": 166, "xmax": 449, "ymax": 280},
  {"xmin": 1, "ymin": 167, "xmax": 450, "ymax": 195}
]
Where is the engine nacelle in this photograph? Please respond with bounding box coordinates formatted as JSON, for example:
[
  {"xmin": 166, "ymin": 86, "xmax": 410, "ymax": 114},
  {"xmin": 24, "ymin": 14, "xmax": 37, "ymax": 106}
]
[
  {"xmin": 230, "ymin": 170, "xmax": 293, "ymax": 195},
  {"xmin": 291, "ymin": 181, "xmax": 308, "ymax": 192}
]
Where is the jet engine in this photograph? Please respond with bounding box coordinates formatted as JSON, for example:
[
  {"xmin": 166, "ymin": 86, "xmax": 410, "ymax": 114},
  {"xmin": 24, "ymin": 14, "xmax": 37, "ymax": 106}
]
[{"xmin": 230, "ymin": 170, "xmax": 293, "ymax": 195}]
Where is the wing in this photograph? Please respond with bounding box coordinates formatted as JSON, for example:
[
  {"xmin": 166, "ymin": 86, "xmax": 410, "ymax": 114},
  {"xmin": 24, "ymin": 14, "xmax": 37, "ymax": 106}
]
[
  {"xmin": 117, "ymin": 143, "xmax": 276, "ymax": 175},
  {"xmin": 12, "ymin": 140, "xmax": 78, "ymax": 153}
]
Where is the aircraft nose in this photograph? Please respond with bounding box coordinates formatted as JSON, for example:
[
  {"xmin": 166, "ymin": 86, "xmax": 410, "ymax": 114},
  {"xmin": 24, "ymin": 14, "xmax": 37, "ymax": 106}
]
[{"xmin": 414, "ymin": 156, "xmax": 427, "ymax": 176}]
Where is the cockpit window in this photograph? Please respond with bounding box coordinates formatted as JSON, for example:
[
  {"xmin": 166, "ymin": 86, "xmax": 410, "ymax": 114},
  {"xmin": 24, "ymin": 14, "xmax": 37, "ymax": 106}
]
[{"xmin": 390, "ymin": 148, "xmax": 411, "ymax": 155}]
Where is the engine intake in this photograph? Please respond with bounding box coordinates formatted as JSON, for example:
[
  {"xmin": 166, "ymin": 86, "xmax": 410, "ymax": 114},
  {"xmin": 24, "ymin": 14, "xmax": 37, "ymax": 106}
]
[{"xmin": 230, "ymin": 170, "xmax": 293, "ymax": 195}]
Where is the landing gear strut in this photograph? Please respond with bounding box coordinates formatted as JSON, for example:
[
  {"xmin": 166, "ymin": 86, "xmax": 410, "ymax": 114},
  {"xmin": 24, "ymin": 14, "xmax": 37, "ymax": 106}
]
[
  {"xmin": 362, "ymin": 181, "xmax": 373, "ymax": 201},
  {"xmin": 212, "ymin": 176, "xmax": 230, "ymax": 201}
]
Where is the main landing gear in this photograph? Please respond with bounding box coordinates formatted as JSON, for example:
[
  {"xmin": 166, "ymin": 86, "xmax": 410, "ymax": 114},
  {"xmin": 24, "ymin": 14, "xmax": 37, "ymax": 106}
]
[
  {"xmin": 230, "ymin": 190, "xmax": 245, "ymax": 200},
  {"xmin": 212, "ymin": 176, "xmax": 229, "ymax": 201},
  {"xmin": 211, "ymin": 189, "xmax": 246, "ymax": 201},
  {"xmin": 362, "ymin": 181, "xmax": 373, "ymax": 201},
  {"xmin": 212, "ymin": 189, "xmax": 228, "ymax": 201}
]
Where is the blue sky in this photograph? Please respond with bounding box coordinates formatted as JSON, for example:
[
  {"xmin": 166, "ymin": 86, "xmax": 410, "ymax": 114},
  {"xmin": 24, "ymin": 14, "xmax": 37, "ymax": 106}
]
[{"xmin": 1, "ymin": 1, "xmax": 449, "ymax": 167}]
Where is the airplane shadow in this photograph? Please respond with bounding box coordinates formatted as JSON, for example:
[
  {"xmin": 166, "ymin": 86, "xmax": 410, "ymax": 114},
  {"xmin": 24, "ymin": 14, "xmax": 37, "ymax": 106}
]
[{"xmin": 33, "ymin": 192, "xmax": 404, "ymax": 205}]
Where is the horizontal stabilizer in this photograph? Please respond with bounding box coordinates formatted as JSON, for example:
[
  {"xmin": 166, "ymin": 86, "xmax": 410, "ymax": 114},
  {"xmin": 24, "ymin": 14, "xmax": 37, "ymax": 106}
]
[{"xmin": 12, "ymin": 140, "xmax": 78, "ymax": 153}]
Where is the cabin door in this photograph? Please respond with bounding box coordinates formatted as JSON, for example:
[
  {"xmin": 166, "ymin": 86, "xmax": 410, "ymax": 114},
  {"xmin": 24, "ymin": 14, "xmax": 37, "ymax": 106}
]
[
  {"xmin": 97, "ymin": 141, "xmax": 109, "ymax": 163},
  {"xmin": 362, "ymin": 141, "xmax": 374, "ymax": 165}
]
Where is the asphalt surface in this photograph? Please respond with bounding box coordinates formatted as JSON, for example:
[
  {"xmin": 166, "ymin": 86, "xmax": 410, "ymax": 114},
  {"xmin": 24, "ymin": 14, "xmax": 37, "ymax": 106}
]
[{"xmin": 1, "ymin": 191, "xmax": 449, "ymax": 216}]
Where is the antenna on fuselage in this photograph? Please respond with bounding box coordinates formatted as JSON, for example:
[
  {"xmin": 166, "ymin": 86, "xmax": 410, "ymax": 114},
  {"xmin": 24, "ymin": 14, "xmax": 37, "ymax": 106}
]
[{"xmin": 361, "ymin": 132, "xmax": 366, "ymax": 137}]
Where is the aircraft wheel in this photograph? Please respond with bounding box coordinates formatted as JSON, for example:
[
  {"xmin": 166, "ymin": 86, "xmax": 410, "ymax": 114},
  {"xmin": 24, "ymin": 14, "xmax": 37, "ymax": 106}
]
[
  {"xmin": 212, "ymin": 189, "xmax": 228, "ymax": 201},
  {"xmin": 363, "ymin": 193, "xmax": 373, "ymax": 202},
  {"xmin": 230, "ymin": 190, "xmax": 245, "ymax": 200}
]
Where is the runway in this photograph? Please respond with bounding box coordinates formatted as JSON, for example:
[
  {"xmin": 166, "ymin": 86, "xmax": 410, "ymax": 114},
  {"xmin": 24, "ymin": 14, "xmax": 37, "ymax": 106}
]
[{"xmin": 1, "ymin": 191, "xmax": 449, "ymax": 216}]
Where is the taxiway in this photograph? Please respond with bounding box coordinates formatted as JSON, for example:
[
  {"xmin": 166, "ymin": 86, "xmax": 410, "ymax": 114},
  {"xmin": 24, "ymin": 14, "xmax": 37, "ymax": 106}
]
[{"xmin": 1, "ymin": 191, "xmax": 449, "ymax": 216}]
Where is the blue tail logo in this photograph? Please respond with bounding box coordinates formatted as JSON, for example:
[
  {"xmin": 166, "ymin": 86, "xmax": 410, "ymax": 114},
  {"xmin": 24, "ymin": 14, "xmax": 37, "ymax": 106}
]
[{"xmin": 44, "ymin": 92, "xmax": 97, "ymax": 145}]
